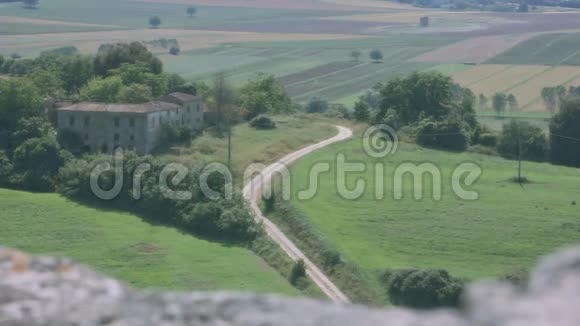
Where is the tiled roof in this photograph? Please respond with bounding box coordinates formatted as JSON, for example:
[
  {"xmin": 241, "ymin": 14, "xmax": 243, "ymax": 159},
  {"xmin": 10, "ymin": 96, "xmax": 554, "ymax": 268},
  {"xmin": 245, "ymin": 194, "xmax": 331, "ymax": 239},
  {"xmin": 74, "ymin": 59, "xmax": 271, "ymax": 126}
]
[
  {"xmin": 56, "ymin": 101, "xmax": 180, "ymax": 114},
  {"xmin": 165, "ymin": 92, "xmax": 201, "ymax": 103}
]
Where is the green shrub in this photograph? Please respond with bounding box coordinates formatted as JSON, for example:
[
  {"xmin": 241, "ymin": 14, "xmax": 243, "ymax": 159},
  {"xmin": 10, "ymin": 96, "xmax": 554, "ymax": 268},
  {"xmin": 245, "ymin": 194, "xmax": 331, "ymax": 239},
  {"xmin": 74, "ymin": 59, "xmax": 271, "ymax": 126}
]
[
  {"xmin": 415, "ymin": 119, "xmax": 469, "ymax": 152},
  {"xmin": 382, "ymin": 269, "xmax": 465, "ymax": 309},
  {"xmin": 497, "ymin": 120, "xmax": 547, "ymax": 162},
  {"xmin": 289, "ymin": 259, "xmax": 307, "ymax": 286},
  {"xmin": 478, "ymin": 133, "xmax": 498, "ymax": 147},
  {"xmin": 249, "ymin": 115, "xmax": 276, "ymax": 130}
]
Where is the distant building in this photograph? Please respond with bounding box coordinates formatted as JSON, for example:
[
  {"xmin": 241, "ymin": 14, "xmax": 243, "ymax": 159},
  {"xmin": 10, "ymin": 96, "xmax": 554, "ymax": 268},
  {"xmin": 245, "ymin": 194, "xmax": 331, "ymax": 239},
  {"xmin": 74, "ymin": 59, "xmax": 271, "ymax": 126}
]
[
  {"xmin": 56, "ymin": 93, "xmax": 204, "ymax": 154},
  {"xmin": 420, "ymin": 16, "xmax": 430, "ymax": 27}
]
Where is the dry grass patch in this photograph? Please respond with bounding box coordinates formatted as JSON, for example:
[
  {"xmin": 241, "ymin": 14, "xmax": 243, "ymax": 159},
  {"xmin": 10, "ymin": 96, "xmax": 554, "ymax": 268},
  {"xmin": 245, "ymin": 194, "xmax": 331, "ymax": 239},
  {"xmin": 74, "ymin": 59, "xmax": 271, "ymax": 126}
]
[
  {"xmin": 467, "ymin": 65, "xmax": 549, "ymax": 94},
  {"xmin": 509, "ymin": 66, "xmax": 580, "ymax": 108},
  {"xmin": 0, "ymin": 16, "xmax": 122, "ymax": 28},
  {"xmin": 0, "ymin": 29, "xmax": 370, "ymax": 53},
  {"xmin": 412, "ymin": 35, "xmax": 531, "ymax": 64},
  {"xmin": 452, "ymin": 64, "xmax": 510, "ymax": 85}
]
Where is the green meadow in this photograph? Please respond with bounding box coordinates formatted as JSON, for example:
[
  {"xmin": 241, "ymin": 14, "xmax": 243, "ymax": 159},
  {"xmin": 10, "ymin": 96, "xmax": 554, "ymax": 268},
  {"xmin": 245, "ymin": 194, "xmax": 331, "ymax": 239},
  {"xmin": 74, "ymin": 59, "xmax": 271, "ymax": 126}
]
[
  {"xmin": 286, "ymin": 138, "xmax": 580, "ymax": 279},
  {"xmin": 0, "ymin": 188, "xmax": 298, "ymax": 294}
]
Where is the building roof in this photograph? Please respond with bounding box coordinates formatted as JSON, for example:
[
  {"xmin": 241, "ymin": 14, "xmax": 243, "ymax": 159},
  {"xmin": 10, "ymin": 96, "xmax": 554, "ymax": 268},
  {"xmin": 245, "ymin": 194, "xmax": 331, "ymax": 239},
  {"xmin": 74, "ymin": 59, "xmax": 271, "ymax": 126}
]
[
  {"xmin": 56, "ymin": 101, "xmax": 180, "ymax": 114},
  {"xmin": 163, "ymin": 92, "xmax": 201, "ymax": 103}
]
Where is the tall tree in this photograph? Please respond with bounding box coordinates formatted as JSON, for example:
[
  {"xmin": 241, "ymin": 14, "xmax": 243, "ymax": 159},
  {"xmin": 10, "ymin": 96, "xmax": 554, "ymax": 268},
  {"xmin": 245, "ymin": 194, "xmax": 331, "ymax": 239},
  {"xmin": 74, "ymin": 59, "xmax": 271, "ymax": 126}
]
[
  {"xmin": 507, "ymin": 93, "xmax": 519, "ymax": 112},
  {"xmin": 0, "ymin": 79, "xmax": 43, "ymax": 148},
  {"xmin": 239, "ymin": 73, "xmax": 292, "ymax": 120},
  {"xmin": 94, "ymin": 42, "xmax": 162, "ymax": 76},
  {"xmin": 541, "ymin": 87, "xmax": 558, "ymax": 114},
  {"xmin": 492, "ymin": 93, "xmax": 507, "ymax": 116},
  {"xmin": 149, "ymin": 16, "xmax": 162, "ymax": 29},
  {"xmin": 550, "ymin": 98, "xmax": 580, "ymax": 167},
  {"xmin": 187, "ymin": 7, "xmax": 197, "ymax": 17},
  {"xmin": 209, "ymin": 74, "xmax": 237, "ymax": 169},
  {"xmin": 478, "ymin": 93, "xmax": 488, "ymax": 110},
  {"xmin": 353, "ymin": 98, "xmax": 370, "ymax": 122},
  {"xmin": 351, "ymin": 50, "xmax": 362, "ymax": 62},
  {"xmin": 370, "ymin": 49, "xmax": 383, "ymax": 63}
]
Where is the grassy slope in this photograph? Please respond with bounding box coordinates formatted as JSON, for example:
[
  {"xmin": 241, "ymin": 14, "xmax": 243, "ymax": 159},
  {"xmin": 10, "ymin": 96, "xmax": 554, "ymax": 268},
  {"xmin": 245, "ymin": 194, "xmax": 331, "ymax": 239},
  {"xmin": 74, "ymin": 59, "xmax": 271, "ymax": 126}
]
[
  {"xmin": 156, "ymin": 115, "xmax": 339, "ymax": 185},
  {"xmin": 0, "ymin": 188, "xmax": 299, "ymax": 294},
  {"xmin": 287, "ymin": 138, "xmax": 580, "ymax": 279}
]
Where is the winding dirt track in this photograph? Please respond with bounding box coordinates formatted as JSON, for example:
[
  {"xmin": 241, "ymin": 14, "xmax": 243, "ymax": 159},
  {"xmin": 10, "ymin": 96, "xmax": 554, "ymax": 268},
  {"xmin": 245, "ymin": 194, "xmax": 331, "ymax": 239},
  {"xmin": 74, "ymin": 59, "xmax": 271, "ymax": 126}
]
[{"xmin": 243, "ymin": 125, "xmax": 352, "ymax": 303}]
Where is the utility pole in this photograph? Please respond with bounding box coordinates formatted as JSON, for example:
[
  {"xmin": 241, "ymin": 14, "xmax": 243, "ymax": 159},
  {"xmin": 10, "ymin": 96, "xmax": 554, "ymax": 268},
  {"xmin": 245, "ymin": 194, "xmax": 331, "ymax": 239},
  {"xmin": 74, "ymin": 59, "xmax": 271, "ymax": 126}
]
[{"xmin": 227, "ymin": 115, "xmax": 232, "ymax": 171}]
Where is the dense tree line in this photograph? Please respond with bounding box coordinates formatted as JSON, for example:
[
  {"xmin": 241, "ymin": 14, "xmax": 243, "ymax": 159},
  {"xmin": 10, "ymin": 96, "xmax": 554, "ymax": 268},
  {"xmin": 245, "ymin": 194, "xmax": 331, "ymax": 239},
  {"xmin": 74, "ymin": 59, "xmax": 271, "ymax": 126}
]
[{"xmin": 55, "ymin": 152, "xmax": 259, "ymax": 242}]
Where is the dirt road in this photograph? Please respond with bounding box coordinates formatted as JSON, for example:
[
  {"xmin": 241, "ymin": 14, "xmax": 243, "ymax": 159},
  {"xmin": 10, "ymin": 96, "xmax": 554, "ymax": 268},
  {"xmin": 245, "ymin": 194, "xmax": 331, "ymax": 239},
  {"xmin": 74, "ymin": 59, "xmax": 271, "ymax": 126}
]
[{"xmin": 243, "ymin": 125, "xmax": 353, "ymax": 303}]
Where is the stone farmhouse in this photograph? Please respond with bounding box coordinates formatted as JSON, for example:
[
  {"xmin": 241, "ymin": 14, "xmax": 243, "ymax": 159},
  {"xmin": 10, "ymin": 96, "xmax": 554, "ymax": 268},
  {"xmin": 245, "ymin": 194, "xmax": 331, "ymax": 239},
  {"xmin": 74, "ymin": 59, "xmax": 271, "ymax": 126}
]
[{"xmin": 56, "ymin": 93, "xmax": 203, "ymax": 155}]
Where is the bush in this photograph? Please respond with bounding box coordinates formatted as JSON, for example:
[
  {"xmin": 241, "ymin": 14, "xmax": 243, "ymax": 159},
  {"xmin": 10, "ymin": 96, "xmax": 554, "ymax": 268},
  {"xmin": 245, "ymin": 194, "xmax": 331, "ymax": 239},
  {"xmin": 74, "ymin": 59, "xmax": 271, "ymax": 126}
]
[
  {"xmin": 169, "ymin": 46, "xmax": 180, "ymax": 56},
  {"xmin": 305, "ymin": 97, "xmax": 328, "ymax": 113},
  {"xmin": 12, "ymin": 136, "xmax": 70, "ymax": 191},
  {"xmin": 549, "ymin": 99, "xmax": 580, "ymax": 167},
  {"xmin": 249, "ymin": 115, "xmax": 276, "ymax": 130},
  {"xmin": 289, "ymin": 259, "xmax": 307, "ymax": 286},
  {"xmin": 415, "ymin": 119, "xmax": 469, "ymax": 152},
  {"xmin": 382, "ymin": 269, "xmax": 465, "ymax": 309},
  {"xmin": 0, "ymin": 151, "xmax": 13, "ymax": 187},
  {"xmin": 478, "ymin": 133, "xmax": 498, "ymax": 147},
  {"xmin": 497, "ymin": 120, "xmax": 548, "ymax": 162}
]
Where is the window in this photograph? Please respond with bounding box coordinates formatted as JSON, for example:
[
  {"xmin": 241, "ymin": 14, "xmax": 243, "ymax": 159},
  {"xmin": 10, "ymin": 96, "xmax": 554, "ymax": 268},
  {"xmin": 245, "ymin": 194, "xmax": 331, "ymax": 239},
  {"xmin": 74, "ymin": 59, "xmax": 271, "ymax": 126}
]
[
  {"xmin": 187, "ymin": 107, "xmax": 190, "ymax": 113},
  {"xmin": 84, "ymin": 134, "xmax": 89, "ymax": 141},
  {"xmin": 150, "ymin": 118, "xmax": 155, "ymax": 129},
  {"xmin": 114, "ymin": 133, "xmax": 120, "ymax": 142},
  {"xmin": 129, "ymin": 117, "xmax": 135, "ymax": 127},
  {"xmin": 159, "ymin": 117, "xmax": 162, "ymax": 125},
  {"xmin": 197, "ymin": 118, "xmax": 201, "ymax": 123},
  {"xmin": 69, "ymin": 115, "xmax": 75, "ymax": 127},
  {"xmin": 129, "ymin": 135, "xmax": 135, "ymax": 142},
  {"xmin": 114, "ymin": 117, "xmax": 120, "ymax": 127},
  {"xmin": 166, "ymin": 111, "xmax": 170, "ymax": 117},
  {"xmin": 197, "ymin": 103, "xmax": 201, "ymax": 112},
  {"xmin": 84, "ymin": 116, "xmax": 90, "ymax": 127}
]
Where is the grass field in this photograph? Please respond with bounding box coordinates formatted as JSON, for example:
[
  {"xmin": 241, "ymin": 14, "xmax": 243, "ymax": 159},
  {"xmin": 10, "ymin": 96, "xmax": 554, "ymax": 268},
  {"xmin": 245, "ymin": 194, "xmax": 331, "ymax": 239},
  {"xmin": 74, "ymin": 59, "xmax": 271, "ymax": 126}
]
[
  {"xmin": 0, "ymin": 0, "xmax": 344, "ymax": 31},
  {"xmin": 285, "ymin": 138, "xmax": 580, "ymax": 280},
  {"xmin": 156, "ymin": 115, "xmax": 340, "ymax": 186},
  {"xmin": 0, "ymin": 188, "xmax": 298, "ymax": 294}
]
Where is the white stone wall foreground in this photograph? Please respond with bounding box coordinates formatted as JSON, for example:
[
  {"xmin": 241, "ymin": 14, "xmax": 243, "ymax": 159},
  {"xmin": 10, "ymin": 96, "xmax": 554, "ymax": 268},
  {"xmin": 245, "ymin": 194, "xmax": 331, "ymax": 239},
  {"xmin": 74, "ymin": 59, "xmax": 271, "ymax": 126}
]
[{"xmin": 1, "ymin": 246, "xmax": 579, "ymax": 326}]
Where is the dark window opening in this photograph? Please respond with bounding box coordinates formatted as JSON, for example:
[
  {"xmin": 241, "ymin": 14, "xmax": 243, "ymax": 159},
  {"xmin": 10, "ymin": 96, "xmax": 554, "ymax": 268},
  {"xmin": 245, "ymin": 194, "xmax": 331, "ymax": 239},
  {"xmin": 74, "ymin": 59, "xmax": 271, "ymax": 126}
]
[
  {"xmin": 84, "ymin": 116, "xmax": 90, "ymax": 127},
  {"xmin": 129, "ymin": 117, "xmax": 135, "ymax": 127},
  {"xmin": 69, "ymin": 116, "xmax": 75, "ymax": 126},
  {"xmin": 114, "ymin": 117, "xmax": 120, "ymax": 127},
  {"xmin": 114, "ymin": 133, "xmax": 120, "ymax": 142}
]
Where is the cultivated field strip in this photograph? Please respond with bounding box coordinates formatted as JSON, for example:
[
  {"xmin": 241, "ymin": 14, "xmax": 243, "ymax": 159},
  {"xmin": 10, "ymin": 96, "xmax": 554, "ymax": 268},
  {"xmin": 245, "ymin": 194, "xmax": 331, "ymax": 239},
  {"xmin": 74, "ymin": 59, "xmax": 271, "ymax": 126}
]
[
  {"xmin": 488, "ymin": 33, "xmax": 580, "ymax": 66},
  {"xmin": 453, "ymin": 64, "xmax": 580, "ymax": 111}
]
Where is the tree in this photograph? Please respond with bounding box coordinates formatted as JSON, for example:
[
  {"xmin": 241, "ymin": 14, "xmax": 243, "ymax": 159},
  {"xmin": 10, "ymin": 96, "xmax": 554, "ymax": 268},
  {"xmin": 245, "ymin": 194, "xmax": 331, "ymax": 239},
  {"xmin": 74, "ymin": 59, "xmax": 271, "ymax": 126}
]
[
  {"xmin": 351, "ymin": 49, "xmax": 362, "ymax": 62},
  {"xmin": 370, "ymin": 49, "xmax": 383, "ymax": 63},
  {"xmin": 118, "ymin": 84, "xmax": 153, "ymax": 103},
  {"xmin": 374, "ymin": 71, "xmax": 455, "ymax": 125},
  {"xmin": 353, "ymin": 98, "xmax": 370, "ymax": 122},
  {"xmin": 187, "ymin": 7, "xmax": 197, "ymax": 17},
  {"xmin": 415, "ymin": 118, "xmax": 469, "ymax": 152},
  {"xmin": 209, "ymin": 73, "xmax": 237, "ymax": 169},
  {"xmin": 305, "ymin": 97, "xmax": 328, "ymax": 113},
  {"xmin": 12, "ymin": 137, "xmax": 69, "ymax": 191},
  {"xmin": 383, "ymin": 269, "xmax": 464, "ymax": 309},
  {"xmin": 149, "ymin": 16, "xmax": 161, "ymax": 29},
  {"xmin": 94, "ymin": 42, "xmax": 162, "ymax": 76},
  {"xmin": 23, "ymin": 0, "xmax": 39, "ymax": 9},
  {"xmin": 541, "ymin": 87, "xmax": 558, "ymax": 114},
  {"xmin": 169, "ymin": 46, "xmax": 180, "ymax": 55},
  {"xmin": 249, "ymin": 115, "xmax": 276, "ymax": 130},
  {"xmin": 30, "ymin": 68, "xmax": 64, "ymax": 98},
  {"xmin": 11, "ymin": 117, "xmax": 56, "ymax": 149},
  {"xmin": 79, "ymin": 76, "xmax": 124, "ymax": 103},
  {"xmin": 239, "ymin": 73, "xmax": 292, "ymax": 120},
  {"xmin": 497, "ymin": 120, "xmax": 547, "ymax": 162},
  {"xmin": 549, "ymin": 98, "xmax": 580, "ymax": 167},
  {"xmin": 507, "ymin": 93, "xmax": 519, "ymax": 112},
  {"xmin": 0, "ymin": 79, "xmax": 43, "ymax": 148},
  {"xmin": 492, "ymin": 92, "xmax": 507, "ymax": 116},
  {"xmin": 289, "ymin": 259, "xmax": 307, "ymax": 286}
]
